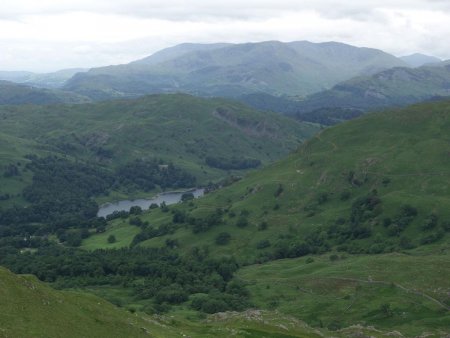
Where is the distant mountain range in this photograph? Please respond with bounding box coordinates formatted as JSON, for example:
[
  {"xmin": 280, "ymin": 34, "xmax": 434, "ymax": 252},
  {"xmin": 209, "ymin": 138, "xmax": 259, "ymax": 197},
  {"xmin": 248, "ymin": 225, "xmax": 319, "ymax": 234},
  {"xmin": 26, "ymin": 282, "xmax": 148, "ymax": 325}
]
[
  {"xmin": 63, "ymin": 41, "xmax": 408, "ymax": 99},
  {"xmin": 0, "ymin": 41, "xmax": 448, "ymax": 115},
  {"xmin": 0, "ymin": 68, "xmax": 88, "ymax": 88}
]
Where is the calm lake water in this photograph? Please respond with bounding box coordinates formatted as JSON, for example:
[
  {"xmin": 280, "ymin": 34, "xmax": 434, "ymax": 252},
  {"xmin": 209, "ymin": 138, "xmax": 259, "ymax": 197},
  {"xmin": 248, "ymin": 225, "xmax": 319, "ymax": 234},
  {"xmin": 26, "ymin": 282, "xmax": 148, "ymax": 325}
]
[{"xmin": 97, "ymin": 188, "xmax": 204, "ymax": 218}]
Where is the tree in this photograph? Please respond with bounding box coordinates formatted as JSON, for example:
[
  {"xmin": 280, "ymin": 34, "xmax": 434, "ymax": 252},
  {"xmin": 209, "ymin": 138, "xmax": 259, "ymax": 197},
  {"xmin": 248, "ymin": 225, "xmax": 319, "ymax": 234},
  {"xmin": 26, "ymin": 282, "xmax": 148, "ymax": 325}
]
[
  {"xmin": 216, "ymin": 232, "xmax": 231, "ymax": 245},
  {"xmin": 107, "ymin": 235, "xmax": 116, "ymax": 243}
]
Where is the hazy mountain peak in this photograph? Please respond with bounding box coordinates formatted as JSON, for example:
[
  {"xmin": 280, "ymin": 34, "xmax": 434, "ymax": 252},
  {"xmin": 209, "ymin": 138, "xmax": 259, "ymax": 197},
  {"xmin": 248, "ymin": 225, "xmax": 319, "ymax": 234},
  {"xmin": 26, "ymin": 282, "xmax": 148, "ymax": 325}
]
[{"xmin": 400, "ymin": 53, "xmax": 442, "ymax": 67}]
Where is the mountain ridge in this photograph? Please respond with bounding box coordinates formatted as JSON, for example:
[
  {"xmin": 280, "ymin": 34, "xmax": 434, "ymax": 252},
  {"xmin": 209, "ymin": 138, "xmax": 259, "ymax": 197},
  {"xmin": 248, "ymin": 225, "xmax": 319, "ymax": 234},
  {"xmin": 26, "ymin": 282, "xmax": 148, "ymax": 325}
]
[{"xmin": 63, "ymin": 40, "xmax": 408, "ymax": 100}]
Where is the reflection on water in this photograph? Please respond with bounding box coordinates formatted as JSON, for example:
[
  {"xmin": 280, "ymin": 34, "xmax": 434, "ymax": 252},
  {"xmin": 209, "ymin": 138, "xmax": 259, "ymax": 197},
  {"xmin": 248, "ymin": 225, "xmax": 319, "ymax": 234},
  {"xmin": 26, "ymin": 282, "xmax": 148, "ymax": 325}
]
[{"xmin": 97, "ymin": 188, "xmax": 204, "ymax": 218}]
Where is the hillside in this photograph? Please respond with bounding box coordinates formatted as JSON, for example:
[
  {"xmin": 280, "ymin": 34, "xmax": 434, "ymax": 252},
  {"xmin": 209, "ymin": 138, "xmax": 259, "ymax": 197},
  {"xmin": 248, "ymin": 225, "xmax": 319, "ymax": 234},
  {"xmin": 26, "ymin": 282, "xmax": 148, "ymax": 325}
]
[
  {"xmin": 1, "ymin": 100, "xmax": 449, "ymax": 337},
  {"xmin": 0, "ymin": 80, "xmax": 90, "ymax": 105},
  {"xmin": 0, "ymin": 266, "xmax": 155, "ymax": 337},
  {"xmin": 0, "ymin": 94, "xmax": 318, "ymax": 208},
  {"xmin": 130, "ymin": 99, "xmax": 450, "ymax": 260},
  {"xmin": 2, "ymin": 266, "xmax": 341, "ymax": 338},
  {"xmin": 294, "ymin": 62, "xmax": 450, "ymax": 113},
  {"xmin": 2, "ymin": 265, "xmax": 401, "ymax": 338},
  {"xmin": 238, "ymin": 61, "xmax": 450, "ymax": 126},
  {"xmin": 62, "ymin": 100, "xmax": 450, "ymax": 335},
  {"xmin": 64, "ymin": 41, "xmax": 407, "ymax": 100}
]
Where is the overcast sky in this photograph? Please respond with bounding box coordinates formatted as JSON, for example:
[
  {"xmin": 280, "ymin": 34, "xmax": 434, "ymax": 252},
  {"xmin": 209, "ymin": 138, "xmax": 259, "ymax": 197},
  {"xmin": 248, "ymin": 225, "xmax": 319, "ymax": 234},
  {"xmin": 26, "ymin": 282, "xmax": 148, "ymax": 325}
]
[{"xmin": 1, "ymin": 0, "xmax": 449, "ymax": 72}]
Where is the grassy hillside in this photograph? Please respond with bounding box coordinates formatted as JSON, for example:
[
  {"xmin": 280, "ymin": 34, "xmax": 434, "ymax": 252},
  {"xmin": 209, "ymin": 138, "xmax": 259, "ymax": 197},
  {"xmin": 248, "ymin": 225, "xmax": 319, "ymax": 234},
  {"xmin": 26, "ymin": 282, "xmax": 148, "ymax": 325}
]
[
  {"xmin": 64, "ymin": 41, "xmax": 406, "ymax": 100},
  {"xmin": 1, "ymin": 265, "xmax": 427, "ymax": 338},
  {"xmin": 112, "ymin": 100, "xmax": 450, "ymax": 259},
  {"xmin": 0, "ymin": 94, "xmax": 318, "ymax": 204},
  {"xmin": 0, "ymin": 266, "xmax": 155, "ymax": 337},
  {"xmin": 238, "ymin": 251, "xmax": 450, "ymax": 336},
  {"xmin": 69, "ymin": 100, "xmax": 450, "ymax": 335},
  {"xmin": 2, "ymin": 100, "xmax": 449, "ymax": 336}
]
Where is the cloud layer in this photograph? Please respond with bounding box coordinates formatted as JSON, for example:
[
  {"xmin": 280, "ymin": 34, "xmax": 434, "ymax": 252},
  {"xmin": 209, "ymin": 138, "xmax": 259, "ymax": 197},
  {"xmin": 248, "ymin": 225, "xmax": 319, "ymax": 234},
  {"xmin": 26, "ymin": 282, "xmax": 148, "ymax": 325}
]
[{"xmin": 1, "ymin": 0, "xmax": 449, "ymax": 71}]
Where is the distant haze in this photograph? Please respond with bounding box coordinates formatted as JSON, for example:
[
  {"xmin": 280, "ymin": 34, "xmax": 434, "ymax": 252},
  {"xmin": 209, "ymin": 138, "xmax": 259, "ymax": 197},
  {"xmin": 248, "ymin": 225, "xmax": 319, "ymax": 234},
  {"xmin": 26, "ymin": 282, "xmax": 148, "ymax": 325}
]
[{"xmin": 0, "ymin": 0, "xmax": 449, "ymax": 72}]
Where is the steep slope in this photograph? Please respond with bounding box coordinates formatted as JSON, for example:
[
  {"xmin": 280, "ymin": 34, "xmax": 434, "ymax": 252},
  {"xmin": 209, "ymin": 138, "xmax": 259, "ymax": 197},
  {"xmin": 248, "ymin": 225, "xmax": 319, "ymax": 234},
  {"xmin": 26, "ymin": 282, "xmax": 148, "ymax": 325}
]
[
  {"xmin": 0, "ymin": 80, "xmax": 90, "ymax": 105},
  {"xmin": 64, "ymin": 41, "xmax": 407, "ymax": 99},
  {"xmin": 0, "ymin": 266, "xmax": 154, "ymax": 337}
]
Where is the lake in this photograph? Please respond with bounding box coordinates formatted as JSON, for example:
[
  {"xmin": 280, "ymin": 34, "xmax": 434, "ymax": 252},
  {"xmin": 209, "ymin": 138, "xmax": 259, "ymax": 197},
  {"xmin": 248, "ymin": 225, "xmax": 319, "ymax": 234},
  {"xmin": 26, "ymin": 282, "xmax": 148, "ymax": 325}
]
[{"xmin": 97, "ymin": 188, "xmax": 204, "ymax": 218}]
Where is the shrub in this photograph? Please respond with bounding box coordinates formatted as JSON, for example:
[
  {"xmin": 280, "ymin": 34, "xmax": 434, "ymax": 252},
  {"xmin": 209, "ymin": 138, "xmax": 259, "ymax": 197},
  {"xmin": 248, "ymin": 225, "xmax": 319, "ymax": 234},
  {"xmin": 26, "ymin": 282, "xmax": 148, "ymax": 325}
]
[
  {"xmin": 256, "ymin": 240, "xmax": 271, "ymax": 249},
  {"xmin": 340, "ymin": 190, "xmax": 351, "ymax": 201},
  {"xmin": 422, "ymin": 213, "xmax": 438, "ymax": 231},
  {"xmin": 215, "ymin": 232, "xmax": 231, "ymax": 245},
  {"xmin": 317, "ymin": 192, "xmax": 329, "ymax": 204},
  {"xmin": 258, "ymin": 221, "xmax": 268, "ymax": 231},
  {"xmin": 236, "ymin": 217, "xmax": 249, "ymax": 228}
]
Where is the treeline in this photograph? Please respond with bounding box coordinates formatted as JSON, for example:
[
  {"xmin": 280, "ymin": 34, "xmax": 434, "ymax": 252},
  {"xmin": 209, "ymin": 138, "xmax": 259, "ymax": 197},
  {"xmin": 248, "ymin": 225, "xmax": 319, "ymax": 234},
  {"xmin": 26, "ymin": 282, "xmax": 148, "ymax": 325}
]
[
  {"xmin": 0, "ymin": 245, "xmax": 250, "ymax": 314},
  {"xmin": 205, "ymin": 156, "xmax": 261, "ymax": 170},
  {"xmin": 117, "ymin": 159, "xmax": 195, "ymax": 192}
]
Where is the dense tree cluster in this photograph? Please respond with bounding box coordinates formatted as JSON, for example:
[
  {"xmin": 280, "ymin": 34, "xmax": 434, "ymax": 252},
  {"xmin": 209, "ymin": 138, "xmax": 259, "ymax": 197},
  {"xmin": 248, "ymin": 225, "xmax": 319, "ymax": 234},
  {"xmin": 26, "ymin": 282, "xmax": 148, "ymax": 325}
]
[
  {"xmin": 117, "ymin": 159, "xmax": 196, "ymax": 192},
  {"xmin": 205, "ymin": 156, "xmax": 261, "ymax": 170},
  {"xmin": 0, "ymin": 245, "xmax": 250, "ymax": 313}
]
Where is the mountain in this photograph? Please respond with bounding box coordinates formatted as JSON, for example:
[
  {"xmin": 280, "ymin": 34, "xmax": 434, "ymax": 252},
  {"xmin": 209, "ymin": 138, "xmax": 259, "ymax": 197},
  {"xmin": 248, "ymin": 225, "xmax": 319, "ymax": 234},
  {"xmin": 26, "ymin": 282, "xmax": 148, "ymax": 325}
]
[
  {"xmin": 0, "ymin": 80, "xmax": 91, "ymax": 105},
  {"xmin": 294, "ymin": 61, "xmax": 450, "ymax": 114},
  {"xmin": 238, "ymin": 61, "xmax": 450, "ymax": 124},
  {"xmin": 132, "ymin": 42, "xmax": 232, "ymax": 65},
  {"xmin": 400, "ymin": 53, "xmax": 441, "ymax": 67},
  {"xmin": 0, "ymin": 68, "xmax": 88, "ymax": 88},
  {"xmin": 64, "ymin": 41, "xmax": 407, "ymax": 100}
]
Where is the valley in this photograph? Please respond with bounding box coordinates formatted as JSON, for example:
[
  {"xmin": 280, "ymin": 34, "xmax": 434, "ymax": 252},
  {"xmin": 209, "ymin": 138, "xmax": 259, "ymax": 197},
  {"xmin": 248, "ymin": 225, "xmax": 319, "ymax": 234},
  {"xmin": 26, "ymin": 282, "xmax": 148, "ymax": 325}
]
[{"xmin": 0, "ymin": 13, "xmax": 449, "ymax": 336}]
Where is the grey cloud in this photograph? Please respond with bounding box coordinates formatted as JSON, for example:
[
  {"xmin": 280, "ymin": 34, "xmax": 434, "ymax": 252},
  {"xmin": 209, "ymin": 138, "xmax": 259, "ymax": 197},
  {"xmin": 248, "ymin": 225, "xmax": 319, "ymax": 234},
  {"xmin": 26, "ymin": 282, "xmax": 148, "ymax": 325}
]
[{"xmin": 1, "ymin": 0, "xmax": 449, "ymax": 21}]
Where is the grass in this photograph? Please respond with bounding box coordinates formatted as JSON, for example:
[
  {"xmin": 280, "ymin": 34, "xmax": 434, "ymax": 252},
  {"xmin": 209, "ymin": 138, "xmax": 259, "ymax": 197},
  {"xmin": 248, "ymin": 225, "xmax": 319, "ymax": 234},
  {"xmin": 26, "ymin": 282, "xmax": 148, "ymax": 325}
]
[
  {"xmin": 237, "ymin": 251, "xmax": 450, "ymax": 336},
  {"xmin": 2, "ymin": 265, "xmax": 399, "ymax": 338},
  {"xmin": 81, "ymin": 220, "xmax": 141, "ymax": 250},
  {"xmin": 0, "ymin": 266, "xmax": 153, "ymax": 338}
]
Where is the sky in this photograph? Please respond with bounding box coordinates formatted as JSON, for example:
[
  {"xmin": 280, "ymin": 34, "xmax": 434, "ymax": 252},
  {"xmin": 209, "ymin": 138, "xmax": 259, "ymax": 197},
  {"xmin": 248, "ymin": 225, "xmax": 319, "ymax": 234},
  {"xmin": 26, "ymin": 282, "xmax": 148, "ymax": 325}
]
[{"xmin": 1, "ymin": 0, "xmax": 449, "ymax": 72}]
